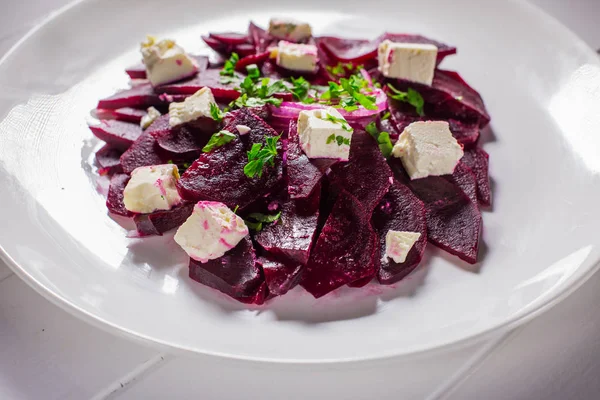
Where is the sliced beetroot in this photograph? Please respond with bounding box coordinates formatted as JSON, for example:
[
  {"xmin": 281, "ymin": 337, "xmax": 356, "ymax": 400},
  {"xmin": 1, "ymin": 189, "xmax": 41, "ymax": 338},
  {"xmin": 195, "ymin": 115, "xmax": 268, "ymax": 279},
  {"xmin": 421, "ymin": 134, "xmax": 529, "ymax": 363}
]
[
  {"xmin": 258, "ymin": 256, "xmax": 303, "ymax": 296},
  {"xmin": 255, "ymin": 185, "xmax": 321, "ymax": 265},
  {"xmin": 147, "ymin": 115, "xmax": 214, "ymax": 158},
  {"xmin": 89, "ymin": 120, "xmax": 143, "ymax": 150},
  {"xmin": 372, "ymin": 181, "xmax": 427, "ymax": 284},
  {"xmin": 133, "ymin": 203, "xmax": 194, "ymax": 236},
  {"xmin": 209, "ymin": 32, "xmax": 250, "ymax": 45},
  {"xmin": 106, "ymin": 174, "xmax": 132, "ymax": 217},
  {"xmin": 188, "ymin": 237, "xmax": 266, "ymax": 305},
  {"xmin": 248, "ymin": 22, "xmax": 275, "ymax": 52},
  {"xmin": 96, "ymin": 145, "xmax": 123, "ymax": 175},
  {"xmin": 202, "ymin": 35, "xmax": 254, "ymax": 57},
  {"xmin": 202, "ymin": 35, "xmax": 226, "ymax": 53},
  {"xmin": 446, "ymin": 162, "xmax": 478, "ymax": 205},
  {"xmin": 330, "ymin": 131, "xmax": 392, "ymax": 215},
  {"xmin": 461, "ymin": 147, "xmax": 491, "ymax": 206},
  {"xmin": 286, "ymin": 121, "xmax": 337, "ymax": 199},
  {"xmin": 97, "ymin": 83, "xmax": 187, "ymax": 110},
  {"xmin": 301, "ymin": 191, "xmax": 379, "ymax": 298},
  {"xmin": 120, "ymin": 131, "xmax": 168, "ymax": 174},
  {"xmin": 125, "ymin": 62, "xmax": 146, "ymax": 79},
  {"xmin": 157, "ymin": 69, "xmax": 241, "ymax": 102},
  {"xmin": 96, "ymin": 107, "xmax": 147, "ymax": 124},
  {"xmin": 177, "ymin": 109, "xmax": 283, "ymax": 210},
  {"xmin": 347, "ymin": 277, "xmax": 372, "ymax": 288},
  {"xmin": 235, "ymin": 51, "xmax": 271, "ymax": 72}
]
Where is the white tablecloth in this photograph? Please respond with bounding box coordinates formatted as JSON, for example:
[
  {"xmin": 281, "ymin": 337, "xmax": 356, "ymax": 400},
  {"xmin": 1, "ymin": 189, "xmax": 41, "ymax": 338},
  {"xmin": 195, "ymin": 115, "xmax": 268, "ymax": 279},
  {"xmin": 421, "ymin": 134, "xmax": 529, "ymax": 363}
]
[{"xmin": 1, "ymin": 1, "xmax": 599, "ymax": 399}]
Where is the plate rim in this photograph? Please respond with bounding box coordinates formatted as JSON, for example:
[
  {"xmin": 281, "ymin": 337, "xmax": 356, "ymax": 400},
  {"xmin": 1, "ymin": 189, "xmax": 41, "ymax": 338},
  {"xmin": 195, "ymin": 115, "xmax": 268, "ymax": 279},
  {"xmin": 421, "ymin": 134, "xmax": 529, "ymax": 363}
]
[{"xmin": 1, "ymin": 0, "xmax": 599, "ymax": 365}]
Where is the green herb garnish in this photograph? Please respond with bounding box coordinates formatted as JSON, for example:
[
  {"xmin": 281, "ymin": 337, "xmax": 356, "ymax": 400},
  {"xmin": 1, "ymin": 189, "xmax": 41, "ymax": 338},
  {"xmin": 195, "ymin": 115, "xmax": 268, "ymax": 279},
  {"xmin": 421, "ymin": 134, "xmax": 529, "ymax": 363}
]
[
  {"xmin": 209, "ymin": 103, "xmax": 223, "ymax": 122},
  {"xmin": 381, "ymin": 111, "xmax": 391, "ymax": 120},
  {"xmin": 244, "ymin": 211, "xmax": 282, "ymax": 232},
  {"xmin": 233, "ymin": 205, "xmax": 239, "ymax": 213},
  {"xmin": 243, "ymin": 134, "xmax": 281, "ymax": 178},
  {"xmin": 220, "ymin": 52, "xmax": 239, "ymax": 77},
  {"xmin": 365, "ymin": 121, "xmax": 393, "ymax": 158},
  {"xmin": 289, "ymin": 76, "xmax": 313, "ymax": 103},
  {"xmin": 326, "ymin": 134, "xmax": 351, "ymax": 146},
  {"xmin": 321, "ymin": 73, "xmax": 376, "ymax": 111},
  {"xmin": 386, "ymin": 84, "xmax": 425, "ymax": 116},
  {"xmin": 323, "ymin": 113, "xmax": 352, "ymax": 132},
  {"xmin": 231, "ymin": 77, "xmax": 286, "ymax": 109},
  {"xmin": 202, "ymin": 130, "xmax": 236, "ymax": 153},
  {"xmin": 246, "ymin": 64, "xmax": 260, "ymax": 81}
]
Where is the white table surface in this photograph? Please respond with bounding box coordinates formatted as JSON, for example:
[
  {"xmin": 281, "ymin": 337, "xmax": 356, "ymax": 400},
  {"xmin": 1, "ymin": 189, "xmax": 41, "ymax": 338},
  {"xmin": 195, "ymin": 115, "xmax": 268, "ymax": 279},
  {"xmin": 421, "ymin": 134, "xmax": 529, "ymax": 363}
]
[{"xmin": 1, "ymin": 1, "xmax": 599, "ymax": 399}]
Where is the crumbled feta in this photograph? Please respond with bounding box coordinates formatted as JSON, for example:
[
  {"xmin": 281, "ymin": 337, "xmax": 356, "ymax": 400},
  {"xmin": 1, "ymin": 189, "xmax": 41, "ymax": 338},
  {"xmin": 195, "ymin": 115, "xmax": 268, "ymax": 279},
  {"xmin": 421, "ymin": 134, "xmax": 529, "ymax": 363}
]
[
  {"xmin": 236, "ymin": 125, "xmax": 251, "ymax": 135},
  {"xmin": 268, "ymin": 18, "xmax": 312, "ymax": 42},
  {"xmin": 385, "ymin": 230, "xmax": 421, "ymax": 263},
  {"xmin": 123, "ymin": 164, "xmax": 182, "ymax": 214},
  {"xmin": 377, "ymin": 40, "xmax": 438, "ymax": 85},
  {"xmin": 140, "ymin": 107, "xmax": 161, "ymax": 130},
  {"xmin": 392, "ymin": 121, "xmax": 463, "ymax": 179},
  {"xmin": 140, "ymin": 36, "xmax": 198, "ymax": 87},
  {"xmin": 169, "ymin": 87, "xmax": 217, "ymax": 127},
  {"xmin": 174, "ymin": 201, "xmax": 249, "ymax": 263},
  {"xmin": 297, "ymin": 107, "xmax": 353, "ymax": 160},
  {"xmin": 276, "ymin": 41, "xmax": 318, "ymax": 72}
]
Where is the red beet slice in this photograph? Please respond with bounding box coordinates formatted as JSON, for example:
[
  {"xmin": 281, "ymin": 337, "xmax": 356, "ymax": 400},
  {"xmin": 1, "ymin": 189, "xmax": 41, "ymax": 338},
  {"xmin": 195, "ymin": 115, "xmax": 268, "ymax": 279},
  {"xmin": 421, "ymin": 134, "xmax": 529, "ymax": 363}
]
[
  {"xmin": 446, "ymin": 162, "xmax": 478, "ymax": 205},
  {"xmin": 157, "ymin": 69, "xmax": 241, "ymax": 102},
  {"xmin": 188, "ymin": 237, "xmax": 266, "ymax": 305},
  {"xmin": 133, "ymin": 203, "xmax": 194, "ymax": 236},
  {"xmin": 106, "ymin": 174, "xmax": 132, "ymax": 217},
  {"xmin": 96, "ymin": 145, "xmax": 123, "ymax": 175},
  {"xmin": 89, "ymin": 120, "xmax": 143, "ymax": 151},
  {"xmin": 255, "ymin": 185, "xmax": 321, "ymax": 265},
  {"xmin": 97, "ymin": 83, "xmax": 187, "ymax": 110},
  {"xmin": 120, "ymin": 131, "xmax": 168, "ymax": 174},
  {"xmin": 235, "ymin": 51, "xmax": 270, "ymax": 72},
  {"xmin": 258, "ymin": 256, "xmax": 303, "ymax": 296},
  {"xmin": 147, "ymin": 115, "xmax": 215, "ymax": 158},
  {"xmin": 461, "ymin": 147, "xmax": 491, "ymax": 206},
  {"xmin": 177, "ymin": 109, "xmax": 283, "ymax": 210},
  {"xmin": 301, "ymin": 191, "xmax": 379, "ymax": 298},
  {"xmin": 330, "ymin": 131, "xmax": 392, "ymax": 215},
  {"xmin": 125, "ymin": 62, "xmax": 146, "ymax": 79},
  {"xmin": 372, "ymin": 181, "xmax": 427, "ymax": 284},
  {"xmin": 286, "ymin": 121, "xmax": 337, "ymax": 199},
  {"xmin": 96, "ymin": 107, "xmax": 147, "ymax": 124},
  {"xmin": 248, "ymin": 22, "xmax": 275, "ymax": 53},
  {"xmin": 209, "ymin": 32, "xmax": 250, "ymax": 45},
  {"xmin": 202, "ymin": 35, "xmax": 226, "ymax": 53}
]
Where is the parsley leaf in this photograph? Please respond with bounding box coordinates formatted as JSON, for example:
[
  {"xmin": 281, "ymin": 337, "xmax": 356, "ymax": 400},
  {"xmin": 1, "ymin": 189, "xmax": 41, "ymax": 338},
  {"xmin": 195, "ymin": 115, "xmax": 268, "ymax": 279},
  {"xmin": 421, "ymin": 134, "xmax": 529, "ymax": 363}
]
[
  {"xmin": 289, "ymin": 76, "xmax": 312, "ymax": 103},
  {"xmin": 323, "ymin": 113, "xmax": 352, "ymax": 132},
  {"xmin": 245, "ymin": 220, "xmax": 263, "ymax": 232},
  {"xmin": 381, "ymin": 111, "xmax": 391, "ymax": 120},
  {"xmin": 243, "ymin": 135, "xmax": 281, "ymax": 178},
  {"xmin": 202, "ymin": 130, "xmax": 236, "ymax": 153},
  {"xmin": 220, "ymin": 52, "xmax": 239, "ymax": 77},
  {"xmin": 233, "ymin": 205, "xmax": 239, "ymax": 213},
  {"xmin": 209, "ymin": 103, "xmax": 223, "ymax": 122},
  {"xmin": 244, "ymin": 211, "xmax": 282, "ymax": 232},
  {"xmin": 232, "ymin": 77, "xmax": 286, "ymax": 109},
  {"xmin": 365, "ymin": 121, "xmax": 393, "ymax": 158},
  {"xmin": 246, "ymin": 64, "xmax": 260, "ymax": 81},
  {"xmin": 326, "ymin": 133, "xmax": 351, "ymax": 146},
  {"xmin": 386, "ymin": 84, "xmax": 425, "ymax": 116},
  {"xmin": 321, "ymin": 73, "xmax": 377, "ymax": 111}
]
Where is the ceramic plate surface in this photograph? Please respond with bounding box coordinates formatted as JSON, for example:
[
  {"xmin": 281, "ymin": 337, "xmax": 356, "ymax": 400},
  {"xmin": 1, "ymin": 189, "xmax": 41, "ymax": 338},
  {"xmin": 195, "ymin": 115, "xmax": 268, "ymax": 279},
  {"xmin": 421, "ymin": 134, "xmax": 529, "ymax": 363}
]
[{"xmin": 1, "ymin": 0, "xmax": 599, "ymax": 363}]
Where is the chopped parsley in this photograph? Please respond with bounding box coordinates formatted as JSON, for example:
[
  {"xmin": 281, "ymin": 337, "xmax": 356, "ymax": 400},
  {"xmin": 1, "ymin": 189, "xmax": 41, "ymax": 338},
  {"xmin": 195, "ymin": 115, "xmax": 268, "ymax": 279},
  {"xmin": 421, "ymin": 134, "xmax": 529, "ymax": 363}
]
[
  {"xmin": 202, "ymin": 130, "xmax": 236, "ymax": 153},
  {"xmin": 289, "ymin": 76, "xmax": 314, "ymax": 103},
  {"xmin": 209, "ymin": 103, "xmax": 223, "ymax": 122},
  {"xmin": 243, "ymin": 134, "xmax": 280, "ymax": 178},
  {"xmin": 326, "ymin": 62, "xmax": 359, "ymax": 77},
  {"xmin": 386, "ymin": 84, "xmax": 425, "ymax": 116},
  {"xmin": 321, "ymin": 73, "xmax": 377, "ymax": 111},
  {"xmin": 220, "ymin": 76, "xmax": 237, "ymax": 85},
  {"xmin": 365, "ymin": 121, "xmax": 393, "ymax": 158},
  {"xmin": 326, "ymin": 134, "xmax": 351, "ymax": 146},
  {"xmin": 233, "ymin": 205, "xmax": 239, "ymax": 213},
  {"xmin": 244, "ymin": 211, "xmax": 282, "ymax": 232},
  {"xmin": 230, "ymin": 77, "xmax": 286, "ymax": 109},
  {"xmin": 323, "ymin": 113, "xmax": 352, "ymax": 132},
  {"xmin": 246, "ymin": 64, "xmax": 260, "ymax": 81},
  {"xmin": 381, "ymin": 111, "xmax": 391, "ymax": 120},
  {"xmin": 220, "ymin": 52, "xmax": 239, "ymax": 77}
]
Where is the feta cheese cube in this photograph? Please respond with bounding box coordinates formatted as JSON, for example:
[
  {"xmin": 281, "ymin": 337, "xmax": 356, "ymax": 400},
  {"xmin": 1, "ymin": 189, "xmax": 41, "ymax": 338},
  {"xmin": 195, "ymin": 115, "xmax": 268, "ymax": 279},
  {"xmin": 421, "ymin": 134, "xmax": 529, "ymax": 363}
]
[
  {"xmin": 268, "ymin": 18, "xmax": 312, "ymax": 42},
  {"xmin": 235, "ymin": 125, "xmax": 251, "ymax": 135},
  {"xmin": 378, "ymin": 40, "xmax": 438, "ymax": 85},
  {"xmin": 276, "ymin": 41, "xmax": 319, "ymax": 73},
  {"xmin": 297, "ymin": 107, "xmax": 353, "ymax": 160},
  {"xmin": 168, "ymin": 87, "xmax": 217, "ymax": 127},
  {"xmin": 174, "ymin": 201, "xmax": 249, "ymax": 263},
  {"xmin": 385, "ymin": 230, "xmax": 421, "ymax": 263},
  {"xmin": 140, "ymin": 36, "xmax": 198, "ymax": 87},
  {"xmin": 123, "ymin": 164, "xmax": 182, "ymax": 214},
  {"xmin": 140, "ymin": 107, "xmax": 161, "ymax": 130},
  {"xmin": 392, "ymin": 121, "xmax": 463, "ymax": 180}
]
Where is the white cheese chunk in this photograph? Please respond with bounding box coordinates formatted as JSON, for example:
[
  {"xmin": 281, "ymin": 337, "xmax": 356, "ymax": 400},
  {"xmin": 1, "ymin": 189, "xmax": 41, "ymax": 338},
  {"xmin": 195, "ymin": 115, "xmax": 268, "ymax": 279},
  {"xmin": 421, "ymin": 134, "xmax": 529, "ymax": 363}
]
[
  {"xmin": 268, "ymin": 18, "xmax": 312, "ymax": 42},
  {"xmin": 140, "ymin": 36, "xmax": 198, "ymax": 87},
  {"xmin": 297, "ymin": 107, "xmax": 353, "ymax": 160},
  {"xmin": 123, "ymin": 164, "xmax": 182, "ymax": 214},
  {"xmin": 174, "ymin": 201, "xmax": 249, "ymax": 263},
  {"xmin": 385, "ymin": 231, "xmax": 421, "ymax": 263},
  {"xmin": 168, "ymin": 87, "xmax": 217, "ymax": 127},
  {"xmin": 377, "ymin": 40, "xmax": 438, "ymax": 85},
  {"xmin": 235, "ymin": 125, "xmax": 251, "ymax": 135},
  {"xmin": 140, "ymin": 107, "xmax": 161, "ymax": 130},
  {"xmin": 392, "ymin": 121, "xmax": 463, "ymax": 180},
  {"xmin": 276, "ymin": 41, "xmax": 318, "ymax": 72}
]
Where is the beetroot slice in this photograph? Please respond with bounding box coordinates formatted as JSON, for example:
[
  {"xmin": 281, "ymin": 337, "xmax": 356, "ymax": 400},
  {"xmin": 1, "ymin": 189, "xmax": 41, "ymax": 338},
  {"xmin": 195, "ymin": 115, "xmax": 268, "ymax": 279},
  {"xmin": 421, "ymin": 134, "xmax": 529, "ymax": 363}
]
[
  {"xmin": 248, "ymin": 22, "xmax": 276, "ymax": 53},
  {"xmin": 446, "ymin": 162, "xmax": 478, "ymax": 205},
  {"xmin": 255, "ymin": 185, "xmax": 321, "ymax": 266},
  {"xmin": 209, "ymin": 32, "xmax": 250, "ymax": 45},
  {"xmin": 96, "ymin": 145, "xmax": 123, "ymax": 175},
  {"xmin": 125, "ymin": 62, "xmax": 146, "ymax": 79},
  {"xmin": 372, "ymin": 181, "xmax": 428, "ymax": 284},
  {"xmin": 188, "ymin": 237, "xmax": 266, "ymax": 305},
  {"xmin": 106, "ymin": 174, "xmax": 132, "ymax": 217},
  {"xmin": 96, "ymin": 107, "xmax": 147, "ymax": 124},
  {"xmin": 133, "ymin": 203, "xmax": 194, "ymax": 236},
  {"xmin": 147, "ymin": 115, "xmax": 214, "ymax": 158},
  {"xmin": 330, "ymin": 131, "xmax": 392, "ymax": 215},
  {"xmin": 301, "ymin": 191, "xmax": 379, "ymax": 298},
  {"xmin": 157, "ymin": 69, "xmax": 241, "ymax": 101},
  {"xmin": 177, "ymin": 109, "xmax": 283, "ymax": 210},
  {"xmin": 235, "ymin": 51, "xmax": 270, "ymax": 72},
  {"xmin": 258, "ymin": 256, "xmax": 303, "ymax": 296},
  {"xmin": 120, "ymin": 131, "xmax": 169, "ymax": 174},
  {"xmin": 286, "ymin": 121, "xmax": 336, "ymax": 199},
  {"xmin": 89, "ymin": 120, "xmax": 143, "ymax": 151},
  {"xmin": 461, "ymin": 147, "xmax": 491, "ymax": 206},
  {"xmin": 97, "ymin": 83, "xmax": 187, "ymax": 110}
]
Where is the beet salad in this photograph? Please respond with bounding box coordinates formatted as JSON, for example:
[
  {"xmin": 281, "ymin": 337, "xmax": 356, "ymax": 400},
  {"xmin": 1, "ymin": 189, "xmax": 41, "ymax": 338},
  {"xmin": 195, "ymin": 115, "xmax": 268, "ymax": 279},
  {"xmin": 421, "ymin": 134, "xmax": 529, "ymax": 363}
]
[{"xmin": 90, "ymin": 18, "xmax": 492, "ymax": 304}]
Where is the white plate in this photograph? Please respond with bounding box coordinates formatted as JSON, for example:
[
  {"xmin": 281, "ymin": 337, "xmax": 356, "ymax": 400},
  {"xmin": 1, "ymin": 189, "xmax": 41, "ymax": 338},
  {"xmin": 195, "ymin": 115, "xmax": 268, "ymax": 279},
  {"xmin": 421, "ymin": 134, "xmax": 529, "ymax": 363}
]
[{"xmin": 1, "ymin": 0, "xmax": 599, "ymax": 364}]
